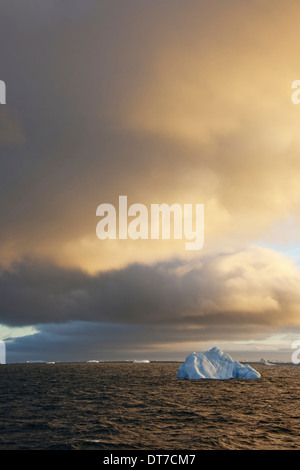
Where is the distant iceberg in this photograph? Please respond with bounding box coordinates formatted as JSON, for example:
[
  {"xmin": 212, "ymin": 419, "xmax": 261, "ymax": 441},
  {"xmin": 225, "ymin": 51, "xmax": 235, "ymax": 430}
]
[
  {"xmin": 260, "ymin": 358, "xmax": 274, "ymax": 366},
  {"xmin": 133, "ymin": 360, "xmax": 150, "ymax": 363},
  {"xmin": 177, "ymin": 347, "xmax": 260, "ymax": 380},
  {"xmin": 87, "ymin": 360, "xmax": 100, "ymax": 363}
]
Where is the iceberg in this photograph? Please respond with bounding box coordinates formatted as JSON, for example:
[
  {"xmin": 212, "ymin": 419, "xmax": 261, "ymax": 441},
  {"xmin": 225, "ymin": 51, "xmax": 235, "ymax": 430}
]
[
  {"xmin": 133, "ymin": 359, "xmax": 150, "ymax": 363},
  {"xmin": 260, "ymin": 358, "xmax": 274, "ymax": 366},
  {"xmin": 177, "ymin": 347, "xmax": 260, "ymax": 380}
]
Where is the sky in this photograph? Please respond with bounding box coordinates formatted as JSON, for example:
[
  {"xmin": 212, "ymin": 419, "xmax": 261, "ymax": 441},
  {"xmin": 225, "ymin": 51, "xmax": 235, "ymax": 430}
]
[{"xmin": 1, "ymin": 0, "xmax": 300, "ymax": 362}]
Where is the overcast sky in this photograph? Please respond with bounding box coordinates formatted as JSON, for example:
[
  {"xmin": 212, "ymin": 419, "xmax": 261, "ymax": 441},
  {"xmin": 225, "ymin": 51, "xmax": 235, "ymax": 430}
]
[{"xmin": 1, "ymin": 0, "xmax": 300, "ymax": 362}]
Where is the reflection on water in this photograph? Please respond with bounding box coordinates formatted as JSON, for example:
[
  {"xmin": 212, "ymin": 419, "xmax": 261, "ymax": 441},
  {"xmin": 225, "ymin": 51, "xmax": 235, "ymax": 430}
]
[{"xmin": 0, "ymin": 363, "xmax": 299, "ymax": 450}]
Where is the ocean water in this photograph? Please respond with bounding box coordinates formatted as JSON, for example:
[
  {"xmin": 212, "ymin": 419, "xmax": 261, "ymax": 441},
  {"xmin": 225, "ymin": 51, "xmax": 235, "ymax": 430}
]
[{"xmin": 0, "ymin": 363, "xmax": 299, "ymax": 450}]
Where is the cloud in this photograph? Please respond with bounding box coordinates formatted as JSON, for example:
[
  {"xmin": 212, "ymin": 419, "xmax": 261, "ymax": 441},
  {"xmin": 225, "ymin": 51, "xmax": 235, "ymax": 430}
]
[
  {"xmin": 1, "ymin": 1, "xmax": 300, "ymax": 359},
  {"xmin": 1, "ymin": 1, "xmax": 300, "ymax": 272},
  {"xmin": 0, "ymin": 109, "xmax": 25, "ymax": 144},
  {"xmin": 1, "ymin": 246, "xmax": 300, "ymax": 331},
  {"xmin": 7, "ymin": 320, "xmax": 286, "ymax": 363}
]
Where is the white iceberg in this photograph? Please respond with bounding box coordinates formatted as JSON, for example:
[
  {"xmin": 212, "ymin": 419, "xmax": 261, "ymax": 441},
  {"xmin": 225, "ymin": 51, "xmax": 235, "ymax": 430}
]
[
  {"xmin": 133, "ymin": 359, "xmax": 150, "ymax": 363},
  {"xmin": 177, "ymin": 347, "xmax": 260, "ymax": 380},
  {"xmin": 260, "ymin": 358, "xmax": 274, "ymax": 366}
]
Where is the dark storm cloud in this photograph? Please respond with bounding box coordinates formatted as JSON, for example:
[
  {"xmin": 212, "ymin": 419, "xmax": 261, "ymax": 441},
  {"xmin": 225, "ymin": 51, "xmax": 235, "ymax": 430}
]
[
  {"xmin": 7, "ymin": 320, "xmax": 279, "ymax": 363},
  {"xmin": 0, "ymin": 257, "xmax": 200, "ymax": 326},
  {"xmin": 1, "ymin": 246, "xmax": 300, "ymax": 330}
]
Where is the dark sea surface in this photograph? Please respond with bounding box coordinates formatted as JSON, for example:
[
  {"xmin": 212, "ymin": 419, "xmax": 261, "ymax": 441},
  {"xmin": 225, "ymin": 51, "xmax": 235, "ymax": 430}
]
[{"xmin": 0, "ymin": 363, "xmax": 299, "ymax": 450}]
